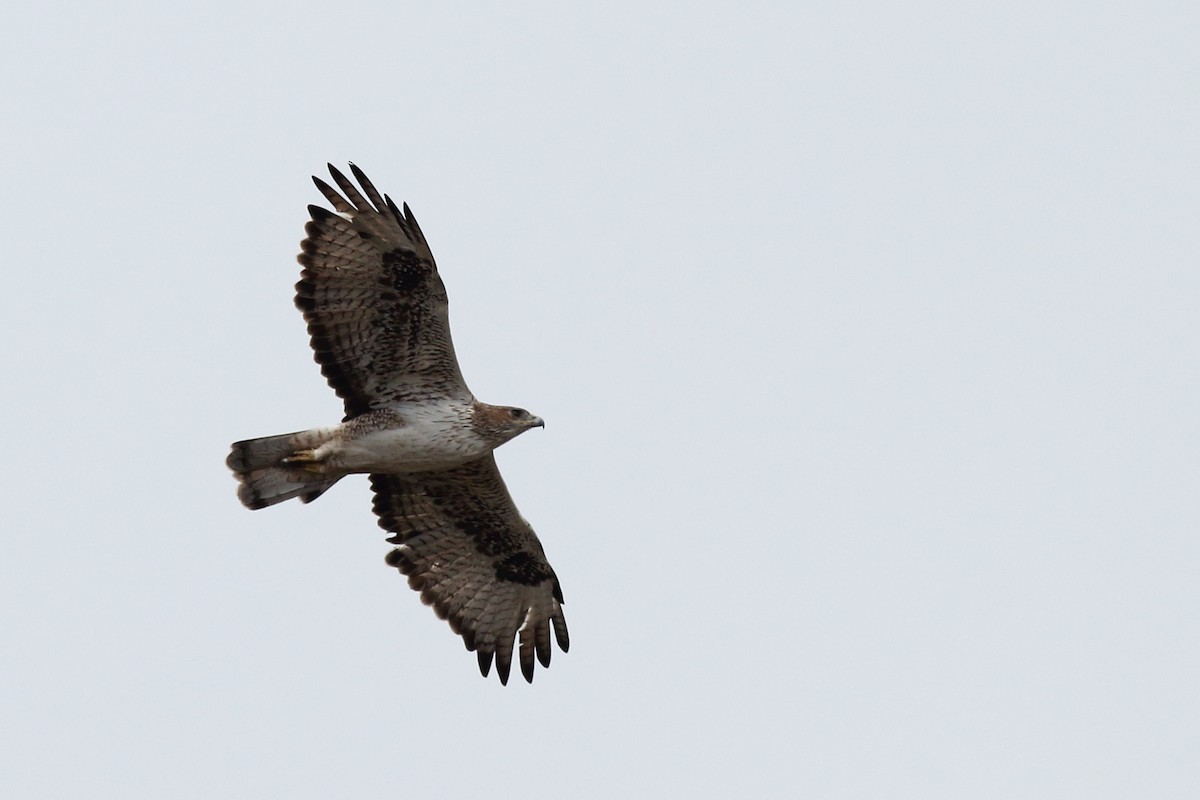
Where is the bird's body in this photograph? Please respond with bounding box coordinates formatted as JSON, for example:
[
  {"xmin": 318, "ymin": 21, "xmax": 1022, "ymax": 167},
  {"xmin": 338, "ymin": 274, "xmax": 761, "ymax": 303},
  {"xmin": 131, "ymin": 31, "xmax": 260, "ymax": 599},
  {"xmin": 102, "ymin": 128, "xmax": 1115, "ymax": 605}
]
[
  {"xmin": 227, "ymin": 164, "xmax": 566, "ymax": 684},
  {"xmin": 313, "ymin": 402, "xmax": 486, "ymax": 474}
]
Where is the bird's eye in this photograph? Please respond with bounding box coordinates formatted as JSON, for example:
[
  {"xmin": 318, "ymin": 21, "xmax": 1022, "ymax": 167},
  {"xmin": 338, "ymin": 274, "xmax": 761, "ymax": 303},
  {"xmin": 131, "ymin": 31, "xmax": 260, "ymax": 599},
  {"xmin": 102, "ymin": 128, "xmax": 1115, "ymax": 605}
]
[{"xmin": 510, "ymin": 408, "xmax": 526, "ymax": 419}]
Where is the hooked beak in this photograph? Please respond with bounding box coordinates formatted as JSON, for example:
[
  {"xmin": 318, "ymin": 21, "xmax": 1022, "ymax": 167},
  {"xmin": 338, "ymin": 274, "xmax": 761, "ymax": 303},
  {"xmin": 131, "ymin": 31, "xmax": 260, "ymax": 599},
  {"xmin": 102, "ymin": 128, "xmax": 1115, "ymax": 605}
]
[{"xmin": 530, "ymin": 416, "xmax": 545, "ymax": 429}]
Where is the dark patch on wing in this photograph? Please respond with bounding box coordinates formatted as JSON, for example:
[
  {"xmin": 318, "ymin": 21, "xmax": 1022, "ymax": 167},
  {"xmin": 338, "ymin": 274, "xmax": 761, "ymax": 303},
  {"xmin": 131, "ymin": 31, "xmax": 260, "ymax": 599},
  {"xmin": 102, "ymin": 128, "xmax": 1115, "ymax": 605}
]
[
  {"xmin": 384, "ymin": 249, "xmax": 430, "ymax": 293},
  {"xmin": 495, "ymin": 551, "xmax": 558, "ymax": 590}
]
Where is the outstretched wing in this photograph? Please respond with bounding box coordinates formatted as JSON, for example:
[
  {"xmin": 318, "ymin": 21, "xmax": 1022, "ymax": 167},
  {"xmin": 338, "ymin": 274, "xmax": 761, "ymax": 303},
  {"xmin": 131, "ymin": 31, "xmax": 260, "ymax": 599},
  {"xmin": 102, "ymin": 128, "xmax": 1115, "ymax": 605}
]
[
  {"xmin": 295, "ymin": 164, "xmax": 469, "ymax": 418},
  {"xmin": 370, "ymin": 455, "xmax": 569, "ymax": 685}
]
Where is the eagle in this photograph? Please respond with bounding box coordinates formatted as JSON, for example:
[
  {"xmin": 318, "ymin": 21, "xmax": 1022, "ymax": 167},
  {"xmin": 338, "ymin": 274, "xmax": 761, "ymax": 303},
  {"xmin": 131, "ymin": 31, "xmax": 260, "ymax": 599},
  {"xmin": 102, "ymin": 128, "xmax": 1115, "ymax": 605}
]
[{"xmin": 226, "ymin": 164, "xmax": 567, "ymax": 684}]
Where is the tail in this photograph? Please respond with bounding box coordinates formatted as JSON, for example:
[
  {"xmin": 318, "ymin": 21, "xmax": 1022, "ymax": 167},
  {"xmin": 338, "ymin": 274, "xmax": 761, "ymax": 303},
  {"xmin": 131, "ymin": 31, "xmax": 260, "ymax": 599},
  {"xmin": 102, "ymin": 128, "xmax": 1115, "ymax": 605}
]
[{"xmin": 226, "ymin": 429, "xmax": 342, "ymax": 510}]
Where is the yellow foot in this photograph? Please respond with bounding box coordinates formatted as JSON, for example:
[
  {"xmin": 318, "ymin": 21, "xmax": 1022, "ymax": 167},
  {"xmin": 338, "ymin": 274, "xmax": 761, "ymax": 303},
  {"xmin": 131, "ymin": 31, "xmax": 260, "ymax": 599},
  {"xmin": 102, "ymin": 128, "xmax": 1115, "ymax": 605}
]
[{"xmin": 283, "ymin": 450, "xmax": 325, "ymax": 474}]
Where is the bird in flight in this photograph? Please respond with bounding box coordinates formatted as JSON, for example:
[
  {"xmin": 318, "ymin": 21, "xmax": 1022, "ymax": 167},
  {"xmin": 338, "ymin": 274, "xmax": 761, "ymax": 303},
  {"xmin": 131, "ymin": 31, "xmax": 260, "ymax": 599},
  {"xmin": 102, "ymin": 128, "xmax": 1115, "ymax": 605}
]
[{"xmin": 227, "ymin": 164, "xmax": 567, "ymax": 684}]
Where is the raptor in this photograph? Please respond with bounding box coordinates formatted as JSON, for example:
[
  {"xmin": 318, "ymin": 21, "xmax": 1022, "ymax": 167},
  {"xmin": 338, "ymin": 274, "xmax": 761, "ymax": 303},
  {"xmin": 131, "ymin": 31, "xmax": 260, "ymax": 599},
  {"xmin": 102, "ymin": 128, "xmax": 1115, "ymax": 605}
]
[{"xmin": 227, "ymin": 164, "xmax": 567, "ymax": 684}]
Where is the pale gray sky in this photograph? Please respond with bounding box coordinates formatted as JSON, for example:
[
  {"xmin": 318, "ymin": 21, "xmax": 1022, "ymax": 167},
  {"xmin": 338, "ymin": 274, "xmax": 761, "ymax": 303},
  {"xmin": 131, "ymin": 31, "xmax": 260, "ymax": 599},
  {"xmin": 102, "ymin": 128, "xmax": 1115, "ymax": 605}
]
[{"xmin": 3, "ymin": 2, "xmax": 1198, "ymax": 798}]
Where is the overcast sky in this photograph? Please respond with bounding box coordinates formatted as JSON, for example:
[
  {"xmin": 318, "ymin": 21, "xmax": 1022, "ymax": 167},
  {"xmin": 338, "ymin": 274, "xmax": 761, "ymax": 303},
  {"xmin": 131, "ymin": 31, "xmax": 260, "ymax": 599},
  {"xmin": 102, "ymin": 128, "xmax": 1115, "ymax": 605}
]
[{"xmin": 3, "ymin": 2, "xmax": 1197, "ymax": 798}]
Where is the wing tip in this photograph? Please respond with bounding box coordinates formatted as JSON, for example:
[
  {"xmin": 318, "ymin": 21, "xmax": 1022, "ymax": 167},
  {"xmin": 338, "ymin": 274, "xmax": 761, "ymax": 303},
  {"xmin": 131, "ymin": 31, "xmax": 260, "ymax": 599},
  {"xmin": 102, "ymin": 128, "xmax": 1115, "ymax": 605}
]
[
  {"xmin": 311, "ymin": 175, "xmax": 334, "ymax": 197},
  {"xmin": 306, "ymin": 203, "xmax": 335, "ymax": 221},
  {"xmin": 327, "ymin": 162, "xmax": 349, "ymax": 183},
  {"xmin": 496, "ymin": 656, "xmax": 512, "ymax": 686},
  {"xmin": 553, "ymin": 612, "xmax": 570, "ymax": 653}
]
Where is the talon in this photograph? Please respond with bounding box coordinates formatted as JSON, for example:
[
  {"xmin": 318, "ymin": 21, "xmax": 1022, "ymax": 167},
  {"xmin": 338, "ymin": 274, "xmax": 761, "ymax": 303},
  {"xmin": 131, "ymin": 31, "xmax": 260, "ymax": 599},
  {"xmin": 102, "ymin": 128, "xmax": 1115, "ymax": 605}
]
[
  {"xmin": 283, "ymin": 449, "xmax": 318, "ymax": 464},
  {"xmin": 282, "ymin": 449, "xmax": 326, "ymax": 474}
]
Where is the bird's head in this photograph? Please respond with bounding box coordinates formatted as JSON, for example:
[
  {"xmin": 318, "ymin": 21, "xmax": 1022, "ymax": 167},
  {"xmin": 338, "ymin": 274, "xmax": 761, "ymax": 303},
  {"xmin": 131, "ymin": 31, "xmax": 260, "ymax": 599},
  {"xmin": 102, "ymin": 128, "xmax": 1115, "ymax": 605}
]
[{"xmin": 472, "ymin": 403, "xmax": 545, "ymax": 445}]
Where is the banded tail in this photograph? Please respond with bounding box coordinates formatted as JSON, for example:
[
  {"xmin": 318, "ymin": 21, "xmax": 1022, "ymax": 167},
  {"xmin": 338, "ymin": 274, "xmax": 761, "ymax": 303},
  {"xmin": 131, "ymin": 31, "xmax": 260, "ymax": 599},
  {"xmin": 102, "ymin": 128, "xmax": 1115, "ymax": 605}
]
[{"xmin": 227, "ymin": 429, "xmax": 341, "ymax": 509}]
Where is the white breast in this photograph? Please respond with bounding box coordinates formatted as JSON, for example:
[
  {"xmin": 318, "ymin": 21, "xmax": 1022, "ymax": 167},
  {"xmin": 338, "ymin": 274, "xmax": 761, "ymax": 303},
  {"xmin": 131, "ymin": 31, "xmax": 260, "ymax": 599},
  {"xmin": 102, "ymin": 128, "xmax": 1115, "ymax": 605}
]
[{"xmin": 321, "ymin": 402, "xmax": 487, "ymax": 473}]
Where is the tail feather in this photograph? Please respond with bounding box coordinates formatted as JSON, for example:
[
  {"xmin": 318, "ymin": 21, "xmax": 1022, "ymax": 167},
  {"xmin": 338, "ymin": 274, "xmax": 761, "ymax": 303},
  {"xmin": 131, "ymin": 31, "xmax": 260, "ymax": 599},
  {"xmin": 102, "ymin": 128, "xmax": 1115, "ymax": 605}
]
[{"xmin": 227, "ymin": 429, "xmax": 341, "ymax": 509}]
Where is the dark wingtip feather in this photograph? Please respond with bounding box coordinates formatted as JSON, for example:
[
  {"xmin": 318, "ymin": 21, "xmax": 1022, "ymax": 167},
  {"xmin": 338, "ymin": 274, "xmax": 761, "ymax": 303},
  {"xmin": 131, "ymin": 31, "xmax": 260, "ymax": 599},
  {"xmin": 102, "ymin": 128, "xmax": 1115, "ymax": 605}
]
[
  {"xmin": 307, "ymin": 203, "xmax": 335, "ymax": 222},
  {"xmin": 348, "ymin": 162, "xmax": 372, "ymax": 189},
  {"xmin": 553, "ymin": 615, "xmax": 570, "ymax": 652},
  {"xmin": 536, "ymin": 623, "xmax": 552, "ymax": 668},
  {"xmin": 497, "ymin": 661, "xmax": 511, "ymax": 686},
  {"xmin": 477, "ymin": 650, "xmax": 492, "ymax": 678},
  {"xmin": 384, "ymin": 194, "xmax": 404, "ymax": 224},
  {"xmin": 312, "ymin": 176, "xmax": 350, "ymax": 212},
  {"xmin": 327, "ymin": 164, "xmax": 352, "ymax": 192}
]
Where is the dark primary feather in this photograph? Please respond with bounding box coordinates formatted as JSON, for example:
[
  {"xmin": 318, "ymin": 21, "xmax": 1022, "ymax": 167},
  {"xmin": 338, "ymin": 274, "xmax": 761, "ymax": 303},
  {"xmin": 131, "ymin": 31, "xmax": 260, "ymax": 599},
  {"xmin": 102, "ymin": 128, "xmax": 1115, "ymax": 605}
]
[
  {"xmin": 371, "ymin": 455, "xmax": 569, "ymax": 685},
  {"xmin": 295, "ymin": 164, "xmax": 469, "ymax": 417}
]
